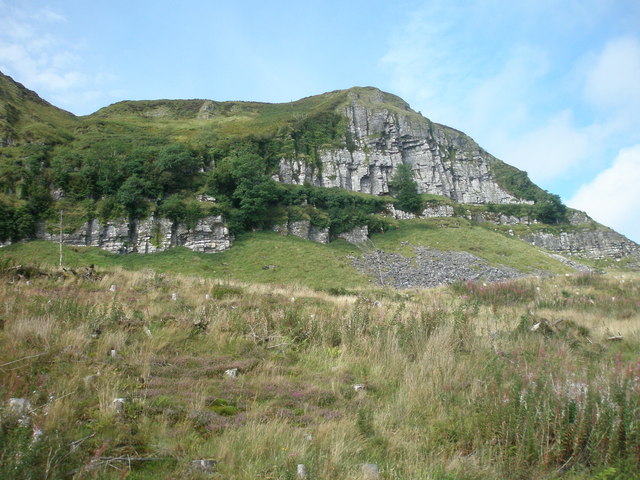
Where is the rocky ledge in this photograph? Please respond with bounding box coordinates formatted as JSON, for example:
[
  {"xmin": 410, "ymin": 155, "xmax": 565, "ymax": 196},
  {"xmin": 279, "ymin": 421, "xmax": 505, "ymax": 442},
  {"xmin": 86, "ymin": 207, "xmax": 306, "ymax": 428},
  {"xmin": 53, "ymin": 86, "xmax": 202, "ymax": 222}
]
[{"xmin": 37, "ymin": 215, "xmax": 232, "ymax": 254}]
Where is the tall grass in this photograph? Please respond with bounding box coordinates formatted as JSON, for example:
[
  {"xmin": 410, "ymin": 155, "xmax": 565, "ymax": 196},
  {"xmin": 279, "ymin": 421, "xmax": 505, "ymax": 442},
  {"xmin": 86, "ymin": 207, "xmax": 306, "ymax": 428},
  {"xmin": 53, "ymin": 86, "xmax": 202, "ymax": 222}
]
[{"xmin": 0, "ymin": 264, "xmax": 638, "ymax": 479}]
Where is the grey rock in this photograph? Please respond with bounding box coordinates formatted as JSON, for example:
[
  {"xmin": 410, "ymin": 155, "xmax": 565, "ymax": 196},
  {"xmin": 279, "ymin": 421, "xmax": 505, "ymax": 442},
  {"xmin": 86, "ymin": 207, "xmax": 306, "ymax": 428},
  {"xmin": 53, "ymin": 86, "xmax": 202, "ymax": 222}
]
[
  {"xmin": 224, "ymin": 368, "xmax": 238, "ymax": 379},
  {"xmin": 276, "ymin": 91, "xmax": 526, "ymax": 205},
  {"xmin": 350, "ymin": 245, "xmax": 529, "ymax": 289},
  {"xmin": 523, "ymin": 229, "xmax": 640, "ymax": 259},
  {"xmin": 36, "ymin": 214, "xmax": 232, "ymax": 255},
  {"xmin": 8, "ymin": 398, "xmax": 32, "ymax": 415},
  {"xmin": 190, "ymin": 459, "xmax": 217, "ymax": 473},
  {"xmin": 112, "ymin": 398, "xmax": 126, "ymax": 413},
  {"xmin": 338, "ymin": 226, "xmax": 369, "ymax": 244},
  {"xmin": 296, "ymin": 464, "xmax": 308, "ymax": 479},
  {"xmin": 274, "ymin": 220, "xmax": 329, "ymax": 244},
  {"xmin": 387, "ymin": 203, "xmax": 455, "ymax": 219},
  {"xmin": 362, "ymin": 463, "xmax": 380, "ymax": 480}
]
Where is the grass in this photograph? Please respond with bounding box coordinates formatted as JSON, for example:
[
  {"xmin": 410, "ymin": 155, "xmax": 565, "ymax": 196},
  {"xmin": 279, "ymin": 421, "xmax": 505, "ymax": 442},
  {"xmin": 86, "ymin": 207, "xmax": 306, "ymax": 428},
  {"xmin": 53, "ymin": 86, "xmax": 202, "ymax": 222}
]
[
  {"xmin": 0, "ymin": 214, "xmax": 582, "ymax": 293},
  {"xmin": 0, "ymin": 258, "xmax": 639, "ymax": 479},
  {"xmin": 0, "ymin": 233, "xmax": 369, "ymax": 290},
  {"xmin": 369, "ymin": 217, "xmax": 575, "ymax": 274}
]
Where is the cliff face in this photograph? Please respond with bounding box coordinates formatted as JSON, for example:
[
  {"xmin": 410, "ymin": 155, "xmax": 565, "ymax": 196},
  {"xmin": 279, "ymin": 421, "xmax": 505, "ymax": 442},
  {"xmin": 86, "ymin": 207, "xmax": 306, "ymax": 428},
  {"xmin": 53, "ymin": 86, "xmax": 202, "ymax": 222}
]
[
  {"xmin": 277, "ymin": 90, "xmax": 524, "ymax": 204},
  {"xmin": 522, "ymin": 230, "xmax": 639, "ymax": 259},
  {"xmin": 37, "ymin": 216, "xmax": 231, "ymax": 254}
]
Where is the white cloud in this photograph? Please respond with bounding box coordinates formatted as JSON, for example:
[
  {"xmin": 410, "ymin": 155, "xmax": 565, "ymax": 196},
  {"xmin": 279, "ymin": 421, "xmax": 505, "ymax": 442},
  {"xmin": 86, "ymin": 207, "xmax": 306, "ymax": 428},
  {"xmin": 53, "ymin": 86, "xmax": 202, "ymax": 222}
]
[
  {"xmin": 497, "ymin": 110, "xmax": 591, "ymax": 182},
  {"xmin": 569, "ymin": 145, "xmax": 640, "ymax": 243},
  {"xmin": 584, "ymin": 36, "xmax": 640, "ymax": 112},
  {"xmin": 0, "ymin": 3, "xmax": 114, "ymax": 114}
]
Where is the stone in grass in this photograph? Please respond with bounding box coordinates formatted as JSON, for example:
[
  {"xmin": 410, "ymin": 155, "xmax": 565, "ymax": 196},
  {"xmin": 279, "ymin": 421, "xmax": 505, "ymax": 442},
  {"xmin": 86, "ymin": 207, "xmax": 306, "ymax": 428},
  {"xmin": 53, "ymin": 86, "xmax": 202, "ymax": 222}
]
[
  {"xmin": 171, "ymin": 292, "xmax": 178, "ymax": 301},
  {"xmin": 109, "ymin": 284, "xmax": 117, "ymax": 292},
  {"xmin": 112, "ymin": 398, "xmax": 127, "ymax": 413},
  {"xmin": 8, "ymin": 398, "xmax": 32, "ymax": 415},
  {"xmin": 190, "ymin": 459, "xmax": 217, "ymax": 473},
  {"xmin": 296, "ymin": 463, "xmax": 308, "ymax": 479},
  {"xmin": 224, "ymin": 368, "xmax": 238, "ymax": 379},
  {"xmin": 362, "ymin": 463, "xmax": 380, "ymax": 479}
]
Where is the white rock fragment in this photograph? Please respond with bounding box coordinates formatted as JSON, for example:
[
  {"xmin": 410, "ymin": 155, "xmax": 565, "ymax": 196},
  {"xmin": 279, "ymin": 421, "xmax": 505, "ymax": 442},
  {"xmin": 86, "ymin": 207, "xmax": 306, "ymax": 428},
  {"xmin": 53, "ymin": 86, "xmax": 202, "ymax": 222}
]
[
  {"xmin": 8, "ymin": 398, "xmax": 32, "ymax": 415},
  {"xmin": 109, "ymin": 284, "xmax": 117, "ymax": 292},
  {"xmin": 190, "ymin": 459, "xmax": 217, "ymax": 473},
  {"xmin": 362, "ymin": 463, "xmax": 380, "ymax": 479},
  {"xmin": 32, "ymin": 426, "xmax": 43, "ymax": 442},
  {"xmin": 112, "ymin": 398, "xmax": 127, "ymax": 413},
  {"xmin": 171, "ymin": 292, "xmax": 178, "ymax": 301},
  {"xmin": 224, "ymin": 368, "xmax": 238, "ymax": 379},
  {"xmin": 296, "ymin": 463, "xmax": 308, "ymax": 479}
]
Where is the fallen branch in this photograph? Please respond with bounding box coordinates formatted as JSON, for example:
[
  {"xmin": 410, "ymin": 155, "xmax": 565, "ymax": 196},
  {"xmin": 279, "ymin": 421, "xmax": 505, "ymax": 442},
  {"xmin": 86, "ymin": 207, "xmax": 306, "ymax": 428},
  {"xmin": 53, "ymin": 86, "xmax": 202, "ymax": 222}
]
[
  {"xmin": 266, "ymin": 342, "xmax": 290, "ymax": 350},
  {"xmin": 69, "ymin": 433, "xmax": 95, "ymax": 451},
  {"xmin": 68, "ymin": 456, "xmax": 174, "ymax": 475},
  {"xmin": 0, "ymin": 351, "xmax": 48, "ymax": 368},
  {"xmin": 606, "ymin": 335, "xmax": 623, "ymax": 342}
]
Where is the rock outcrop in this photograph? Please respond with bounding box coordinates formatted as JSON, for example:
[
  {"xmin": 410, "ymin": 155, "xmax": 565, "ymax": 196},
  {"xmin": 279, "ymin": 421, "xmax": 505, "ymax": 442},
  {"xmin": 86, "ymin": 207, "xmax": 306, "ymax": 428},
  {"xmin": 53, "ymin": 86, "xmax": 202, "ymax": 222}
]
[
  {"xmin": 37, "ymin": 215, "xmax": 232, "ymax": 254},
  {"xmin": 337, "ymin": 226, "xmax": 369, "ymax": 244},
  {"xmin": 273, "ymin": 220, "xmax": 329, "ymax": 244},
  {"xmin": 522, "ymin": 229, "xmax": 639, "ymax": 260},
  {"xmin": 277, "ymin": 89, "xmax": 527, "ymax": 205}
]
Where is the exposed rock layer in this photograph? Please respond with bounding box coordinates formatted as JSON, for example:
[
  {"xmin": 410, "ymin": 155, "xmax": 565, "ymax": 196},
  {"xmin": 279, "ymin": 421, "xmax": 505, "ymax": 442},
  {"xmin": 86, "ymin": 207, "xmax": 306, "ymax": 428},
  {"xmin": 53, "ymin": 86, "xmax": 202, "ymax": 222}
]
[
  {"xmin": 37, "ymin": 216, "xmax": 231, "ymax": 254},
  {"xmin": 277, "ymin": 91, "xmax": 525, "ymax": 204}
]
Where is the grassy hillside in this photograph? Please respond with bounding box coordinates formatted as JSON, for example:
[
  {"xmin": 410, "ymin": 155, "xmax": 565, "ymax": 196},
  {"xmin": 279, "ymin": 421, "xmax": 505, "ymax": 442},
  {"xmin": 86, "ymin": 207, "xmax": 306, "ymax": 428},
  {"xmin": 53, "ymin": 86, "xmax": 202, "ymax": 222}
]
[
  {"xmin": 369, "ymin": 218, "xmax": 574, "ymax": 274},
  {"xmin": 1, "ymin": 259, "xmax": 639, "ymax": 479},
  {"xmin": 0, "ymin": 215, "xmax": 580, "ymax": 291}
]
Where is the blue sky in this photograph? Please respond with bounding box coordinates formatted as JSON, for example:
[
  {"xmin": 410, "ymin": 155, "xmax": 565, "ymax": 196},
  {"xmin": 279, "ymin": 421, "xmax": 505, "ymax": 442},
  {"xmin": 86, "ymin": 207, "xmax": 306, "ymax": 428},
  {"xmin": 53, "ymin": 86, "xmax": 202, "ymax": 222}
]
[{"xmin": 1, "ymin": 0, "xmax": 639, "ymax": 242}]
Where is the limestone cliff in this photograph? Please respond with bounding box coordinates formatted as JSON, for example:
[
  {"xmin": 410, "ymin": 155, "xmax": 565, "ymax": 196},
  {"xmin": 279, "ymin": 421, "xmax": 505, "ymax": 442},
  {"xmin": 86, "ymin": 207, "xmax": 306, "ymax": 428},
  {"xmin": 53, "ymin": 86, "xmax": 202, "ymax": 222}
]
[
  {"xmin": 37, "ymin": 216, "xmax": 231, "ymax": 254},
  {"xmin": 277, "ymin": 89, "xmax": 526, "ymax": 204}
]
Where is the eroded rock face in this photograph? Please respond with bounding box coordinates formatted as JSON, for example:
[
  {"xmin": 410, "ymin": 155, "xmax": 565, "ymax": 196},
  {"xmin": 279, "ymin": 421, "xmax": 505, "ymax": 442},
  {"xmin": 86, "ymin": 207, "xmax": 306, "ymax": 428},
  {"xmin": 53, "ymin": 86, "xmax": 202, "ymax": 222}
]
[
  {"xmin": 277, "ymin": 93, "xmax": 525, "ymax": 204},
  {"xmin": 37, "ymin": 215, "xmax": 232, "ymax": 254},
  {"xmin": 386, "ymin": 203, "xmax": 456, "ymax": 220},
  {"xmin": 523, "ymin": 229, "xmax": 640, "ymax": 259},
  {"xmin": 338, "ymin": 226, "xmax": 369, "ymax": 244},
  {"xmin": 273, "ymin": 220, "xmax": 330, "ymax": 244}
]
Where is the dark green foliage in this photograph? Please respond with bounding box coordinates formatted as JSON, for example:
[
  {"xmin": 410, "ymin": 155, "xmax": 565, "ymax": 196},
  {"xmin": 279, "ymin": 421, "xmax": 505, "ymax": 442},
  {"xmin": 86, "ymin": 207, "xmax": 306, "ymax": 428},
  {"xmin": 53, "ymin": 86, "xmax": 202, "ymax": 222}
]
[
  {"xmin": 156, "ymin": 143, "xmax": 201, "ymax": 194},
  {"xmin": 290, "ymin": 111, "xmax": 345, "ymax": 164},
  {"xmin": 12, "ymin": 205, "xmax": 36, "ymax": 240},
  {"xmin": 0, "ymin": 200, "xmax": 13, "ymax": 241},
  {"xmin": 390, "ymin": 163, "xmax": 422, "ymax": 213},
  {"xmin": 116, "ymin": 175, "xmax": 152, "ymax": 219},
  {"xmin": 159, "ymin": 195, "xmax": 207, "ymax": 230},
  {"xmin": 532, "ymin": 193, "xmax": 567, "ymax": 224}
]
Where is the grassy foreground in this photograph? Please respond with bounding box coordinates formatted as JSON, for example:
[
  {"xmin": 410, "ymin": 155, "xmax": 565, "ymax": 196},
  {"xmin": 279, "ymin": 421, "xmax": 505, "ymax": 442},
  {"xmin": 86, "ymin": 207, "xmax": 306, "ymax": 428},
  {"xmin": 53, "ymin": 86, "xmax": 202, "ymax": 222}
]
[{"xmin": 1, "ymin": 259, "xmax": 639, "ymax": 479}]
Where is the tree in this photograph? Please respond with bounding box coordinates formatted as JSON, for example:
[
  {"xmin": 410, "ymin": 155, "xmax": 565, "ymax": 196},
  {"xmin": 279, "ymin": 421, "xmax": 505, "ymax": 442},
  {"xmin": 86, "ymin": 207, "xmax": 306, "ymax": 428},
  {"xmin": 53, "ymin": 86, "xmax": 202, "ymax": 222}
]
[
  {"xmin": 533, "ymin": 193, "xmax": 567, "ymax": 224},
  {"xmin": 116, "ymin": 175, "xmax": 151, "ymax": 219},
  {"xmin": 156, "ymin": 144, "xmax": 200, "ymax": 194},
  {"xmin": 390, "ymin": 163, "xmax": 422, "ymax": 213}
]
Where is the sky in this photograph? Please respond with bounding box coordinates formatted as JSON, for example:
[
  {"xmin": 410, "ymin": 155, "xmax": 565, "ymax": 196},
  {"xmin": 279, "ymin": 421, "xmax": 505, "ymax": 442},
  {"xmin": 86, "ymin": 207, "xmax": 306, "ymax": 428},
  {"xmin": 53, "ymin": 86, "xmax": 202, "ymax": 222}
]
[{"xmin": 1, "ymin": 0, "xmax": 639, "ymax": 242}]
